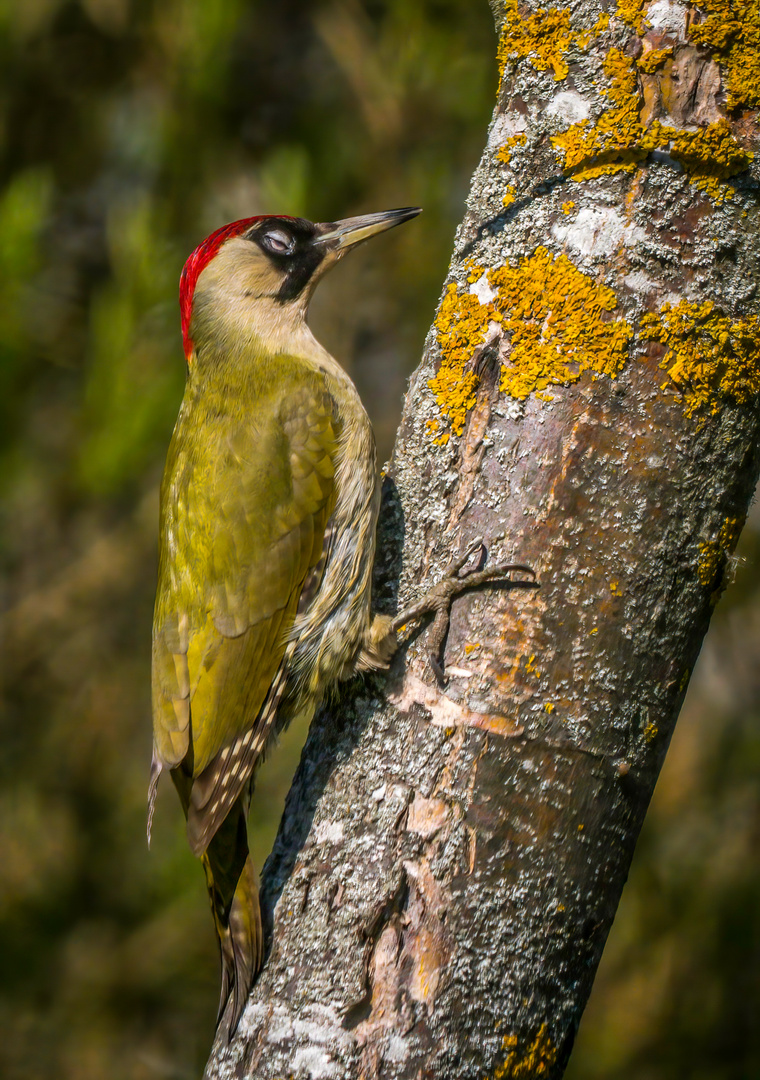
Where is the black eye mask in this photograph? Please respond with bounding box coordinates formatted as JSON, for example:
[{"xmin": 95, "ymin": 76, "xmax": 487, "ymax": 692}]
[{"xmin": 248, "ymin": 217, "xmax": 325, "ymax": 302}]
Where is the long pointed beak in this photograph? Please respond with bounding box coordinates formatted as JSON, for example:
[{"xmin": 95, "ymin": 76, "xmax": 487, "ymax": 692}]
[{"xmin": 315, "ymin": 206, "xmax": 422, "ymax": 251}]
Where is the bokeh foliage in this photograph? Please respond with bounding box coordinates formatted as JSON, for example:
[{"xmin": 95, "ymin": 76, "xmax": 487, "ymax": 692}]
[{"xmin": 0, "ymin": 2, "xmax": 757, "ymax": 1078}]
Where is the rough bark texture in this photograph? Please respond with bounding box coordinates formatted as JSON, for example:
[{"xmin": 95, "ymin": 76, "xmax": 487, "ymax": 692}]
[{"xmin": 206, "ymin": 3, "xmax": 760, "ymax": 1077}]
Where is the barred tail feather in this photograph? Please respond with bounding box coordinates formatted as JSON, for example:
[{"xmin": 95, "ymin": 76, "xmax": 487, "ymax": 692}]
[
  {"xmin": 201, "ymin": 797, "xmax": 263, "ymax": 1041},
  {"xmin": 187, "ymin": 667, "xmax": 288, "ymax": 857},
  {"xmin": 222, "ymin": 856, "xmax": 263, "ymax": 1035}
]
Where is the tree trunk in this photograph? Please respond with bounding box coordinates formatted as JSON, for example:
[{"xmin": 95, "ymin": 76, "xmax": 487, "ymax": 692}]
[{"xmin": 205, "ymin": 3, "xmax": 760, "ymax": 1077}]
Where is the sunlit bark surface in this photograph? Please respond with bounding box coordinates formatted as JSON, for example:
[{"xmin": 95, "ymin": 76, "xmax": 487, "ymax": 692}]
[{"xmin": 206, "ymin": 2, "xmax": 760, "ymax": 1077}]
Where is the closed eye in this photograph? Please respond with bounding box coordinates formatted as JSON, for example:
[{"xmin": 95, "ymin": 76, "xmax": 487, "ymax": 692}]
[{"xmin": 262, "ymin": 229, "xmax": 296, "ymax": 255}]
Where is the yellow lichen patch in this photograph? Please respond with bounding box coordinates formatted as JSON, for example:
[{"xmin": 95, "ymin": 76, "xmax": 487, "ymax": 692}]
[
  {"xmin": 643, "ymin": 719, "xmax": 658, "ymax": 743},
  {"xmin": 697, "ymin": 540, "xmax": 721, "ymax": 586},
  {"xmin": 488, "ymin": 1024, "xmax": 558, "ymax": 1080},
  {"xmin": 615, "ymin": 0, "xmax": 646, "ymax": 33},
  {"xmin": 665, "ymin": 119, "xmax": 753, "ymax": 204},
  {"xmin": 561, "ymin": 200, "xmax": 575, "ymax": 214},
  {"xmin": 503, "ymin": 185, "xmax": 517, "ymax": 207},
  {"xmin": 641, "ymin": 300, "xmax": 760, "ymax": 416},
  {"xmin": 610, "ymin": 580, "xmax": 623, "ymax": 596},
  {"xmin": 497, "ymin": 0, "xmax": 576, "ymax": 83},
  {"xmin": 637, "ymin": 47, "xmax": 673, "ymax": 74},
  {"xmin": 491, "ymin": 247, "xmax": 632, "ymax": 399},
  {"xmin": 544, "ymin": 702, "xmax": 555, "ymax": 713},
  {"xmin": 525, "ymin": 653, "xmax": 539, "ymax": 676},
  {"xmin": 496, "ymin": 0, "xmax": 617, "ymax": 91},
  {"xmin": 551, "ymin": 48, "xmax": 651, "ymax": 180},
  {"xmin": 551, "ymin": 49, "xmax": 753, "ymax": 198},
  {"xmin": 430, "ymin": 249, "xmax": 632, "ymax": 437},
  {"xmin": 430, "ymin": 281, "xmax": 490, "ymax": 438},
  {"xmin": 466, "ymin": 260, "xmax": 485, "ymax": 284},
  {"xmin": 579, "ymin": 10, "xmax": 611, "ymax": 46},
  {"xmin": 496, "ymin": 132, "xmax": 527, "ymax": 166},
  {"xmin": 688, "ymin": 0, "xmax": 760, "ymax": 110},
  {"xmin": 698, "ymin": 516, "xmax": 743, "ymax": 586}
]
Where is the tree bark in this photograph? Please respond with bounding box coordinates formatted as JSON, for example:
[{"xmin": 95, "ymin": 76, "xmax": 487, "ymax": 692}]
[{"xmin": 205, "ymin": 3, "xmax": 760, "ymax": 1077}]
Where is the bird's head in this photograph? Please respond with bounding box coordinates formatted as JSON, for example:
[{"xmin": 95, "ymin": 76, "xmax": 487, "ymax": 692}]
[{"xmin": 180, "ymin": 207, "xmax": 421, "ymax": 363}]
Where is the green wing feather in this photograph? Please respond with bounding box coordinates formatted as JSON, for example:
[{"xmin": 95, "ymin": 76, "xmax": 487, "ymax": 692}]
[{"xmin": 151, "ymin": 357, "xmax": 339, "ymax": 852}]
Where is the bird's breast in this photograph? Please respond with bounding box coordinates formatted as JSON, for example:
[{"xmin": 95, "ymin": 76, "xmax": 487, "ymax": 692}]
[{"xmin": 287, "ymin": 402, "xmax": 379, "ymax": 695}]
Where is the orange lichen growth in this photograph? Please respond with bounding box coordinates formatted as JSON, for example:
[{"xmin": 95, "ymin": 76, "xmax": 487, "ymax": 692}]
[
  {"xmin": 502, "ymin": 185, "xmax": 517, "ymax": 207},
  {"xmin": 496, "ymin": 132, "xmax": 527, "ymax": 166},
  {"xmin": 544, "ymin": 702, "xmax": 555, "ymax": 713},
  {"xmin": 637, "ymin": 47, "xmax": 673, "ymax": 74},
  {"xmin": 615, "ymin": 0, "xmax": 646, "ymax": 33},
  {"xmin": 642, "ymin": 300, "xmax": 760, "ymax": 416},
  {"xmin": 429, "ymin": 249, "xmax": 632, "ymax": 437},
  {"xmin": 496, "ymin": 1, "xmax": 615, "ymax": 90},
  {"xmin": 551, "ymin": 49, "xmax": 753, "ymax": 199},
  {"xmin": 592, "ymin": 11, "xmax": 611, "ymax": 35},
  {"xmin": 491, "ymin": 247, "xmax": 632, "ymax": 399},
  {"xmin": 698, "ymin": 540, "xmax": 720, "ymax": 585},
  {"xmin": 467, "ymin": 260, "xmax": 485, "ymax": 284},
  {"xmin": 610, "ymin": 580, "xmax": 623, "ymax": 596},
  {"xmin": 497, "ymin": 0, "xmax": 576, "ymax": 82},
  {"xmin": 574, "ymin": 11, "xmax": 612, "ymax": 48},
  {"xmin": 430, "ymin": 283, "xmax": 489, "ymax": 438},
  {"xmin": 561, "ymin": 200, "xmax": 575, "ymax": 214},
  {"xmin": 688, "ymin": 0, "xmax": 760, "ymax": 110},
  {"xmin": 488, "ymin": 1024, "xmax": 558, "ymax": 1079},
  {"xmin": 552, "ymin": 48, "xmax": 650, "ymax": 180},
  {"xmin": 612, "ymin": 0, "xmax": 760, "ymax": 112},
  {"xmin": 667, "ymin": 119, "xmax": 754, "ymax": 203},
  {"xmin": 698, "ymin": 516, "xmax": 743, "ymax": 587}
]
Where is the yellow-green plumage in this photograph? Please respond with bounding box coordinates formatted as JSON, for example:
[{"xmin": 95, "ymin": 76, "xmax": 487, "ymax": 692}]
[
  {"xmin": 153, "ymin": 357, "xmax": 339, "ymax": 807},
  {"xmin": 150, "ymin": 208, "xmax": 419, "ymax": 1039}
]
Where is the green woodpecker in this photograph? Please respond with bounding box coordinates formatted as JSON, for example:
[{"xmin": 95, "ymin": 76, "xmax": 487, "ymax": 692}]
[{"xmin": 149, "ymin": 207, "xmax": 421, "ymax": 1037}]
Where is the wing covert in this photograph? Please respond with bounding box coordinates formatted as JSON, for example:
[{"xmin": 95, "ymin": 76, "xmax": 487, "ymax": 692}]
[{"xmin": 151, "ymin": 365, "xmax": 340, "ymax": 838}]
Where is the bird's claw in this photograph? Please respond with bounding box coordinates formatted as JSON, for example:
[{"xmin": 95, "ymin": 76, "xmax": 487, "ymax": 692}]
[
  {"xmin": 392, "ymin": 539, "xmax": 538, "ymax": 685},
  {"xmin": 427, "ymin": 653, "xmax": 448, "ymax": 686},
  {"xmin": 451, "ymin": 536, "xmax": 487, "ymax": 576}
]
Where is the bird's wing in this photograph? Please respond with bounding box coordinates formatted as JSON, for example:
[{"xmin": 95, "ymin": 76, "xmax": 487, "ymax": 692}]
[{"xmin": 151, "ymin": 365, "xmax": 339, "ymax": 852}]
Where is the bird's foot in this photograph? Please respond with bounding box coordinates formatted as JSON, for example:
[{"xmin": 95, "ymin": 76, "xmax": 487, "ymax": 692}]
[{"xmin": 391, "ymin": 538, "xmax": 538, "ymax": 686}]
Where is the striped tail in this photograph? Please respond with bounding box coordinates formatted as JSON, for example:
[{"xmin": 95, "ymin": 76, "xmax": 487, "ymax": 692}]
[
  {"xmin": 171, "ymin": 771, "xmax": 263, "ymax": 1039},
  {"xmin": 201, "ymin": 800, "xmax": 264, "ymax": 1038}
]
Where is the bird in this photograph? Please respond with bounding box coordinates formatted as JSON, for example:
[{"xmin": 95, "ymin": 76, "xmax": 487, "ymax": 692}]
[
  {"xmin": 148, "ymin": 206, "xmax": 537, "ymax": 1042},
  {"xmin": 149, "ymin": 207, "xmax": 423, "ymax": 1039}
]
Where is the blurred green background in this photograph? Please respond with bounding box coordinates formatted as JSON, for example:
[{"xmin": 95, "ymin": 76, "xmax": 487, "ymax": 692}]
[{"xmin": 0, "ymin": 2, "xmax": 757, "ymax": 1078}]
